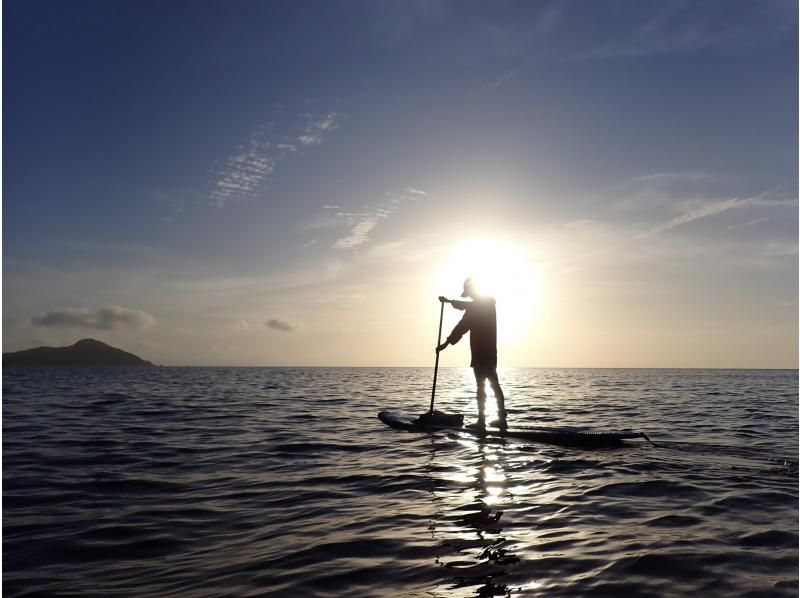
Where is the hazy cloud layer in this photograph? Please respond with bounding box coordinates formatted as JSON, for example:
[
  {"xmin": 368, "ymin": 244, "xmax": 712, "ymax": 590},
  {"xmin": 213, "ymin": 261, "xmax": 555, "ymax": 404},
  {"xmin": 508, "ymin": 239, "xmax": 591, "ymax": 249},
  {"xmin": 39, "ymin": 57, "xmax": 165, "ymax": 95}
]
[
  {"xmin": 266, "ymin": 318, "xmax": 295, "ymax": 333},
  {"xmin": 32, "ymin": 307, "xmax": 155, "ymax": 330},
  {"xmin": 210, "ymin": 112, "xmax": 343, "ymax": 208}
]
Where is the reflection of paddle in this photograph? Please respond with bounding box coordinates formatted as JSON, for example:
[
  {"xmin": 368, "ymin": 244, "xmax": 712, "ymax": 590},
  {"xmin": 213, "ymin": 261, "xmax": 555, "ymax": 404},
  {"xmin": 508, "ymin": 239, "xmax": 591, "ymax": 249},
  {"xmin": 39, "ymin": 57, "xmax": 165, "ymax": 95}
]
[{"xmin": 428, "ymin": 299, "xmax": 445, "ymax": 416}]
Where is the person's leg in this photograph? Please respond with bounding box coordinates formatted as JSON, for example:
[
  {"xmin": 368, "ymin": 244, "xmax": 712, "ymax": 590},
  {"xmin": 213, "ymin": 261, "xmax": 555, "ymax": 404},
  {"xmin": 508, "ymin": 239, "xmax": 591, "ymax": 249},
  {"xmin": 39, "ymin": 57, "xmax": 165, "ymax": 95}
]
[
  {"xmin": 489, "ymin": 370, "xmax": 507, "ymax": 426},
  {"xmin": 473, "ymin": 367, "xmax": 487, "ymax": 427}
]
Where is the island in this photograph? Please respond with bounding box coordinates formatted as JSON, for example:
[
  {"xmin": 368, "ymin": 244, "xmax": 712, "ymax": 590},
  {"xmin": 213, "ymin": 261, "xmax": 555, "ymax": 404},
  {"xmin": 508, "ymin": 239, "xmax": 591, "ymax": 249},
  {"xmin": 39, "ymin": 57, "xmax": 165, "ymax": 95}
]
[{"xmin": 3, "ymin": 338, "xmax": 155, "ymax": 367}]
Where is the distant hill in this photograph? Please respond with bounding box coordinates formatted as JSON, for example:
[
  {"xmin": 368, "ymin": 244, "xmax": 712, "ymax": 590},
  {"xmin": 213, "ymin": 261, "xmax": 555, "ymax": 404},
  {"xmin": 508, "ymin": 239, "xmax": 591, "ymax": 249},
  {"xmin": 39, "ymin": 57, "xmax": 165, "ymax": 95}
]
[{"xmin": 3, "ymin": 338, "xmax": 155, "ymax": 367}]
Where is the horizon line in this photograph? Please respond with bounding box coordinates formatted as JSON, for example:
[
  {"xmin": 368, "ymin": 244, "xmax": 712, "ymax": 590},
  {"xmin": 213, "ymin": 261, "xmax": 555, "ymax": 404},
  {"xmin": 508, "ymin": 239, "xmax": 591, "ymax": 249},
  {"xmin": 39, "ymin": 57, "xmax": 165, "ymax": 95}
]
[{"xmin": 144, "ymin": 364, "xmax": 799, "ymax": 371}]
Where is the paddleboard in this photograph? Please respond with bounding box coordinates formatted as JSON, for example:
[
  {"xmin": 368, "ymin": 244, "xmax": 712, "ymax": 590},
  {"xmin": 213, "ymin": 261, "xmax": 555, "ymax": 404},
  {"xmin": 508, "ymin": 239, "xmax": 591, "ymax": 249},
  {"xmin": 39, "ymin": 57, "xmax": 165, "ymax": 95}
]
[{"xmin": 378, "ymin": 410, "xmax": 653, "ymax": 448}]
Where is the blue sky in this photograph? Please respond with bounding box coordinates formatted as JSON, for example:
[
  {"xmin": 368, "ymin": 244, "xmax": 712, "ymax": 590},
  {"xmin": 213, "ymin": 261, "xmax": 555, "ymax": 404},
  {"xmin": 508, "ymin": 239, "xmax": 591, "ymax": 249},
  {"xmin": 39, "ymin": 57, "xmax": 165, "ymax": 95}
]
[{"xmin": 3, "ymin": 0, "xmax": 798, "ymax": 366}]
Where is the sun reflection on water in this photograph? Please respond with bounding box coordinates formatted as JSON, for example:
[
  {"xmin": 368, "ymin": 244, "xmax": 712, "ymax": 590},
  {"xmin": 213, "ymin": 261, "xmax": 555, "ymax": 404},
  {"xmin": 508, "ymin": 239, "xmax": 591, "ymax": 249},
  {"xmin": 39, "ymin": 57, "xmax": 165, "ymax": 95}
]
[{"xmin": 427, "ymin": 435, "xmax": 520, "ymax": 596}]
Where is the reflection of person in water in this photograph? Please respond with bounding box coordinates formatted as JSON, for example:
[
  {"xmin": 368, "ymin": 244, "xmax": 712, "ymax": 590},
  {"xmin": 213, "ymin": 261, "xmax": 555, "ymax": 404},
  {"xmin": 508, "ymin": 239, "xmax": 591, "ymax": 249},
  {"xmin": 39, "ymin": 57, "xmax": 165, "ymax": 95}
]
[{"xmin": 436, "ymin": 277, "xmax": 507, "ymax": 432}]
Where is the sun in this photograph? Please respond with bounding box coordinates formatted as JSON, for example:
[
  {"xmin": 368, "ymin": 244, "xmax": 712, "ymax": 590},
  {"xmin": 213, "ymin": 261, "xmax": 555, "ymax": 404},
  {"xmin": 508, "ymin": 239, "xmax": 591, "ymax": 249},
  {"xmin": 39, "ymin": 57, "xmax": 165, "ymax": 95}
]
[{"xmin": 435, "ymin": 238, "xmax": 539, "ymax": 344}]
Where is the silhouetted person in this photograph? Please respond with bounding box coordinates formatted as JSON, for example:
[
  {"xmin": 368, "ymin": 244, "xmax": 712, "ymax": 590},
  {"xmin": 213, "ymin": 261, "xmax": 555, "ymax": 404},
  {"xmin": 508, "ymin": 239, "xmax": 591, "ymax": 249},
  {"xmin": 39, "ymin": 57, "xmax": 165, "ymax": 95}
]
[{"xmin": 437, "ymin": 278, "xmax": 507, "ymax": 432}]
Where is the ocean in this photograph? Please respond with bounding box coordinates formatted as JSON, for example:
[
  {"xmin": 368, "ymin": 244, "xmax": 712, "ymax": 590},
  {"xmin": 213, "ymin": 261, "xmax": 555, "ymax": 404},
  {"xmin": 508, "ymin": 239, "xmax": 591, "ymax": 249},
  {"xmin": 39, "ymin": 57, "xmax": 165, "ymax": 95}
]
[{"xmin": 3, "ymin": 367, "xmax": 798, "ymax": 596}]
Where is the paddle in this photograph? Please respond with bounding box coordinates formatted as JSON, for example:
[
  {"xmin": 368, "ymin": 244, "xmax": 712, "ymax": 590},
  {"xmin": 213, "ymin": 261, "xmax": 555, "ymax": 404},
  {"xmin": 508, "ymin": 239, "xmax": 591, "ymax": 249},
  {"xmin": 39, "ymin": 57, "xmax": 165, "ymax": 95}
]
[{"xmin": 429, "ymin": 298, "xmax": 445, "ymax": 416}]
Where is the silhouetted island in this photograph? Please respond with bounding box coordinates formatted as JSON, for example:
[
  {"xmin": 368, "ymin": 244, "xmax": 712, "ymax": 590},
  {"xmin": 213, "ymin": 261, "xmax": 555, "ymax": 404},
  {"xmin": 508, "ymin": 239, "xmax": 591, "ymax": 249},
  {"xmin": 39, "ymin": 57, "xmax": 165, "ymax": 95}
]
[{"xmin": 3, "ymin": 338, "xmax": 155, "ymax": 367}]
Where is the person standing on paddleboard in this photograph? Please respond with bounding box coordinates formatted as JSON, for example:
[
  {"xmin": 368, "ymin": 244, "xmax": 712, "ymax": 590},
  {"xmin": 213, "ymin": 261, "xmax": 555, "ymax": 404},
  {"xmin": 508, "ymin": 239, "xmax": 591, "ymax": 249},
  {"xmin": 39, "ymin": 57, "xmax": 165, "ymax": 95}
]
[{"xmin": 436, "ymin": 278, "xmax": 507, "ymax": 432}]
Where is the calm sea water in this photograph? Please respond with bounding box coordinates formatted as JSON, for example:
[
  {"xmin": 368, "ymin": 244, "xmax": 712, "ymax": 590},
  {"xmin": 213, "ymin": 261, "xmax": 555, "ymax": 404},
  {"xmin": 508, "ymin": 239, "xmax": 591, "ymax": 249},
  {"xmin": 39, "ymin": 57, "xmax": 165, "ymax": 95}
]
[{"xmin": 3, "ymin": 367, "xmax": 798, "ymax": 596}]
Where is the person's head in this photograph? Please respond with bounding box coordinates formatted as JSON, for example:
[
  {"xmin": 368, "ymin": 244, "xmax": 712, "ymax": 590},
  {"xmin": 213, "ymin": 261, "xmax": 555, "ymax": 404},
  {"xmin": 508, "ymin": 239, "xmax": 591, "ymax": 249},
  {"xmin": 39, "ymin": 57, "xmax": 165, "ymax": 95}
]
[{"xmin": 460, "ymin": 277, "xmax": 477, "ymax": 299}]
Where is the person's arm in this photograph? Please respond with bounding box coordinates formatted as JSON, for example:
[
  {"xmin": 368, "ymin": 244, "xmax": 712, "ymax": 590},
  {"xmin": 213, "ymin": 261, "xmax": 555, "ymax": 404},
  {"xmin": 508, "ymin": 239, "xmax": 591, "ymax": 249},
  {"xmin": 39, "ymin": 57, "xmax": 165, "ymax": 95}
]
[
  {"xmin": 437, "ymin": 310, "xmax": 471, "ymax": 352},
  {"xmin": 439, "ymin": 296, "xmax": 470, "ymax": 310}
]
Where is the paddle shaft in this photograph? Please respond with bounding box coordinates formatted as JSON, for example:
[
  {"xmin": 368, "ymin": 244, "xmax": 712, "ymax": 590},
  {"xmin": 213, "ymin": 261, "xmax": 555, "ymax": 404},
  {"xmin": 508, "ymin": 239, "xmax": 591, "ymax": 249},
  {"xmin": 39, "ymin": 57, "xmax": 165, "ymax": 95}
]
[{"xmin": 429, "ymin": 300, "xmax": 445, "ymax": 415}]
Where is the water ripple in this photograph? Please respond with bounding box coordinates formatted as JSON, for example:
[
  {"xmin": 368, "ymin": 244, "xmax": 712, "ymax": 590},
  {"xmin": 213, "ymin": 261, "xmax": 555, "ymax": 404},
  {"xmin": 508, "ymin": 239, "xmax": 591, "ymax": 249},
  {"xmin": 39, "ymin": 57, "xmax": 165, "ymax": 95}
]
[{"xmin": 3, "ymin": 367, "xmax": 798, "ymax": 596}]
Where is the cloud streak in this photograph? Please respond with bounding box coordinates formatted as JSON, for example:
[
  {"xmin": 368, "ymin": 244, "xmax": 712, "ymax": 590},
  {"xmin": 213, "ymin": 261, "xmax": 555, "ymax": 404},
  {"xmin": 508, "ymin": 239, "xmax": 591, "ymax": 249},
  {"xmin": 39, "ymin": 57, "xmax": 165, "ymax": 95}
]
[
  {"xmin": 612, "ymin": 171, "xmax": 722, "ymax": 210},
  {"xmin": 572, "ymin": 2, "xmax": 793, "ymax": 61},
  {"xmin": 210, "ymin": 125, "xmax": 277, "ymax": 207},
  {"xmin": 298, "ymin": 113, "xmax": 341, "ymax": 146},
  {"xmin": 209, "ymin": 112, "xmax": 343, "ymax": 208},
  {"xmin": 332, "ymin": 187, "xmax": 428, "ymax": 249},
  {"xmin": 637, "ymin": 196, "xmax": 754, "ymax": 238},
  {"xmin": 633, "ymin": 192, "xmax": 797, "ymax": 239},
  {"xmin": 477, "ymin": 2, "xmax": 792, "ymax": 92},
  {"xmin": 333, "ymin": 218, "xmax": 380, "ymax": 249},
  {"xmin": 32, "ymin": 306, "xmax": 155, "ymax": 330}
]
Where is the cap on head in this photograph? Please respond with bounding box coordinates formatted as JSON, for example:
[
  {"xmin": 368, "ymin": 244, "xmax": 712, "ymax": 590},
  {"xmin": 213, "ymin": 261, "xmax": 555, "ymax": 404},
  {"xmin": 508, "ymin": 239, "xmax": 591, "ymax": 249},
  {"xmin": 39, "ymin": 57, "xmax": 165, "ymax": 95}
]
[{"xmin": 461, "ymin": 277, "xmax": 475, "ymax": 297}]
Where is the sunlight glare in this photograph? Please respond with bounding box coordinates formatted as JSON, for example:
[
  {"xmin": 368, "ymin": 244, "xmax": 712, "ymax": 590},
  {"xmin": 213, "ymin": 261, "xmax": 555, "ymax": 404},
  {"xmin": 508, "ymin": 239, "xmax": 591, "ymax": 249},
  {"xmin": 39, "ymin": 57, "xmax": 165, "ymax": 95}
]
[{"xmin": 436, "ymin": 239, "xmax": 539, "ymax": 344}]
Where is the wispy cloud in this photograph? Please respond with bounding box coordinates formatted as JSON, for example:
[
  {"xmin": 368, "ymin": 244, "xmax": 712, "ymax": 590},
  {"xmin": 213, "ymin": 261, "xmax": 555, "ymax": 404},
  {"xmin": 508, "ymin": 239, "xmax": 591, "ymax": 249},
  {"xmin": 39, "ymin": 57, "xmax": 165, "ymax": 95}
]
[
  {"xmin": 759, "ymin": 241, "xmax": 798, "ymax": 258},
  {"xmin": 636, "ymin": 196, "xmax": 758, "ymax": 238},
  {"xmin": 266, "ymin": 318, "xmax": 296, "ymax": 333},
  {"xmin": 610, "ymin": 168, "xmax": 800, "ymax": 240},
  {"xmin": 633, "ymin": 192, "xmax": 797, "ymax": 239},
  {"xmin": 612, "ymin": 171, "xmax": 721, "ymax": 210},
  {"xmin": 367, "ymin": 0, "xmax": 450, "ymax": 47},
  {"xmin": 32, "ymin": 306, "xmax": 155, "ymax": 330},
  {"xmin": 486, "ymin": 68, "xmax": 519, "ymax": 91},
  {"xmin": 622, "ymin": 171, "xmax": 715, "ymax": 186},
  {"xmin": 575, "ymin": 2, "xmax": 793, "ymax": 61},
  {"xmin": 209, "ymin": 112, "xmax": 343, "ymax": 208},
  {"xmin": 729, "ymin": 217, "xmax": 768, "ymax": 231},
  {"xmin": 333, "ymin": 218, "xmax": 381, "ymax": 249},
  {"xmin": 478, "ymin": 2, "xmax": 791, "ymax": 93},
  {"xmin": 298, "ymin": 113, "xmax": 342, "ymax": 146},
  {"xmin": 332, "ymin": 187, "xmax": 428, "ymax": 249},
  {"xmin": 210, "ymin": 127, "xmax": 277, "ymax": 207}
]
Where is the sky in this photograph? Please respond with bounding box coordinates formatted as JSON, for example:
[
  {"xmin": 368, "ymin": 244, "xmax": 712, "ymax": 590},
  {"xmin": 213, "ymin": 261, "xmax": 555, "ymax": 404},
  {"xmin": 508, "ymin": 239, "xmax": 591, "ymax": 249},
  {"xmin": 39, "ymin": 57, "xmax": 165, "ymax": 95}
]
[{"xmin": 3, "ymin": 0, "xmax": 798, "ymax": 367}]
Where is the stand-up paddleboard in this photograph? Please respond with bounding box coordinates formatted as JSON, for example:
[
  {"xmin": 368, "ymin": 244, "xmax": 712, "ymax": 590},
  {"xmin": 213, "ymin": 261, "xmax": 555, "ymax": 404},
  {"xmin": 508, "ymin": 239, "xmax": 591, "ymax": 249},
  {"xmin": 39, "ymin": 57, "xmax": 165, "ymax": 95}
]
[{"xmin": 378, "ymin": 411, "xmax": 654, "ymax": 448}]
